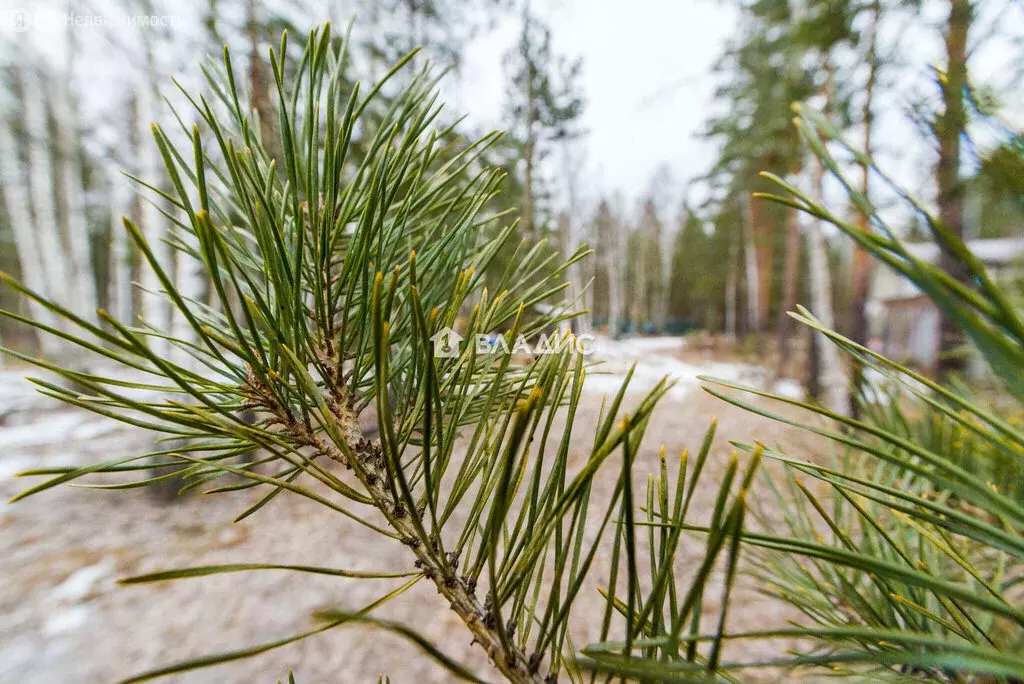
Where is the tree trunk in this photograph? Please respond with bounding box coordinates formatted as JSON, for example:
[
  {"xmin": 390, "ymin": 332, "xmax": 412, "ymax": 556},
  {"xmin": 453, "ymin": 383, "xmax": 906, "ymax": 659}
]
[
  {"xmin": 558, "ymin": 212, "xmax": 590, "ymax": 335},
  {"xmin": 561, "ymin": 143, "xmax": 591, "ymax": 334},
  {"xmin": 806, "ymin": 62, "xmax": 849, "ymax": 414},
  {"xmin": 776, "ymin": 204, "xmax": 801, "ymax": 375},
  {"xmin": 849, "ymin": 0, "xmax": 880, "ymax": 417},
  {"xmin": 108, "ymin": 169, "xmax": 134, "ymax": 325},
  {"xmin": 247, "ymin": 0, "xmax": 282, "ymax": 173},
  {"xmin": 633, "ymin": 231, "xmax": 648, "ymax": 330},
  {"xmin": 51, "ymin": 70, "xmax": 98, "ymax": 322},
  {"xmin": 742, "ymin": 192, "xmax": 761, "ymax": 333},
  {"xmin": 605, "ymin": 215, "xmax": 624, "ymax": 337},
  {"xmin": 725, "ymin": 228, "xmax": 738, "ymax": 342},
  {"xmin": 522, "ymin": 135, "xmax": 535, "ymax": 238},
  {"xmin": 137, "ymin": 59, "xmax": 171, "ymax": 357},
  {"xmin": 808, "ymin": 159, "xmax": 848, "ymax": 415},
  {"xmin": 935, "ymin": 0, "xmax": 971, "ymax": 378},
  {"xmin": 0, "ymin": 115, "xmax": 63, "ymax": 357},
  {"xmin": 653, "ymin": 217, "xmax": 670, "ymax": 333},
  {"xmin": 521, "ymin": 40, "xmax": 537, "ymax": 241},
  {"xmin": 23, "ymin": 70, "xmax": 71, "ymax": 315},
  {"xmin": 750, "ymin": 193, "xmax": 773, "ymax": 332}
]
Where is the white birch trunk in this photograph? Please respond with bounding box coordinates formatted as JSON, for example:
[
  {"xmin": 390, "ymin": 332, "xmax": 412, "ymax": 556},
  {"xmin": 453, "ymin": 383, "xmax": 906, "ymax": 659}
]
[
  {"xmin": 560, "ymin": 144, "xmax": 591, "ymax": 335},
  {"xmin": 808, "ymin": 158, "xmax": 849, "ymax": 415},
  {"xmin": 136, "ymin": 76, "xmax": 171, "ymax": 358},
  {"xmin": 558, "ymin": 213, "xmax": 591, "ymax": 335},
  {"xmin": 23, "ymin": 72, "xmax": 71, "ymax": 313},
  {"xmin": 171, "ymin": 229, "xmax": 205, "ymax": 369},
  {"xmin": 51, "ymin": 76, "xmax": 97, "ymax": 321},
  {"xmin": 605, "ymin": 225, "xmax": 623, "ymax": 337},
  {"xmin": 108, "ymin": 170, "xmax": 134, "ymax": 324},
  {"xmin": 657, "ymin": 224, "xmax": 673, "ymax": 331},
  {"xmin": 742, "ymin": 193, "xmax": 760, "ymax": 333},
  {"xmin": 725, "ymin": 232, "xmax": 738, "ymax": 342},
  {"xmin": 0, "ymin": 116, "xmax": 63, "ymax": 357}
]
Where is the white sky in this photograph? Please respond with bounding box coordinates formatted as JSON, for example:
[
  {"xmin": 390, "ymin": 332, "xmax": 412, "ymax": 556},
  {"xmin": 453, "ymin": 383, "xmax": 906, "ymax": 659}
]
[
  {"xmin": 443, "ymin": 0, "xmax": 739, "ymax": 208},
  {"xmin": 1, "ymin": 0, "xmax": 1021, "ymax": 222}
]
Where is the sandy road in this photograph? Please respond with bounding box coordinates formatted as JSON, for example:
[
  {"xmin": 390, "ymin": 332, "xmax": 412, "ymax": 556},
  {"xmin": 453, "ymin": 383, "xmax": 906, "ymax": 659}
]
[{"xmin": 0, "ymin": 343, "xmax": 817, "ymax": 683}]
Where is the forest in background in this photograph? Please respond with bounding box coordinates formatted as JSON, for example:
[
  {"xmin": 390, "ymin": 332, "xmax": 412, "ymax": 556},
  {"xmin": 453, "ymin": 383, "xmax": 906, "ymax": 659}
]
[
  {"xmin": 1, "ymin": 0, "xmax": 1022, "ymax": 413},
  {"xmin": 1, "ymin": 3, "xmax": 1023, "ymax": 681}
]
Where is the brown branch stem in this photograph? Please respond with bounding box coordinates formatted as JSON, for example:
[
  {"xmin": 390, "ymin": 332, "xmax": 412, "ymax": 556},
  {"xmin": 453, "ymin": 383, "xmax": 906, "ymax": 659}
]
[{"xmin": 255, "ymin": 382, "xmax": 545, "ymax": 684}]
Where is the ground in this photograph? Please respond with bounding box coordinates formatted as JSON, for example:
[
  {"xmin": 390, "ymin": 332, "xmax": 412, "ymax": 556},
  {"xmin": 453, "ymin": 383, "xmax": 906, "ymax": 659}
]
[{"xmin": 0, "ymin": 339, "xmax": 821, "ymax": 683}]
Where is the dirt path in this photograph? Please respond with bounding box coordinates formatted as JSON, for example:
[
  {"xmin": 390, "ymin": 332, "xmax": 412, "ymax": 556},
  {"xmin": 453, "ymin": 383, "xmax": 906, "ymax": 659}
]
[{"xmin": 0, "ymin": 348, "xmax": 820, "ymax": 683}]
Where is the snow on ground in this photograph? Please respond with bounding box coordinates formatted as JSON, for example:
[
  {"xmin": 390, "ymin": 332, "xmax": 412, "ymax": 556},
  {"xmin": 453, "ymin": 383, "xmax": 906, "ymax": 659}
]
[
  {"xmin": 771, "ymin": 377, "xmax": 805, "ymax": 400},
  {"xmin": 0, "ymin": 369, "xmax": 53, "ymax": 414},
  {"xmin": 585, "ymin": 335, "xmax": 768, "ymax": 401}
]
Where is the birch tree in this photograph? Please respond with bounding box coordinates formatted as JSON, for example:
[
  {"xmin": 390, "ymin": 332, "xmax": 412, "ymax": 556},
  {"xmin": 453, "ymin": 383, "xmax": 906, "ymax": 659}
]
[
  {"xmin": 135, "ymin": 28, "xmax": 171, "ymax": 357},
  {"xmin": 107, "ymin": 166, "xmax": 134, "ymax": 324},
  {"xmin": 725, "ymin": 228, "xmax": 738, "ymax": 340},
  {"xmin": 559, "ymin": 141, "xmax": 591, "ymax": 334},
  {"xmin": 593, "ymin": 199, "xmax": 624, "ymax": 335},
  {"xmin": 51, "ymin": 31, "xmax": 98, "ymax": 321},
  {"xmin": 741, "ymin": 192, "xmax": 761, "ymax": 333},
  {"xmin": 805, "ymin": 59, "xmax": 849, "ymax": 415},
  {"xmin": 776, "ymin": 206, "xmax": 800, "ymax": 374},
  {"xmin": 22, "ymin": 67, "xmax": 71, "ymax": 316},
  {"xmin": 849, "ymin": 0, "xmax": 881, "ymax": 414},
  {"xmin": 0, "ymin": 111, "xmax": 62, "ymax": 356},
  {"xmin": 806, "ymin": 159, "xmax": 849, "ymax": 414}
]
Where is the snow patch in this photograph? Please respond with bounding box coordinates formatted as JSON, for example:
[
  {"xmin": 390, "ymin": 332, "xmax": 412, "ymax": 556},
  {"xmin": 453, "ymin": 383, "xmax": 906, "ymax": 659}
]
[
  {"xmin": 50, "ymin": 560, "xmax": 115, "ymax": 603},
  {"xmin": 586, "ymin": 336, "xmax": 763, "ymax": 401},
  {"xmin": 42, "ymin": 606, "xmax": 90, "ymax": 636},
  {"xmin": 69, "ymin": 419, "xmax": 120, "ymax": 440},
  {"xmin": 0, "ymin": 455, "xmax": 36, "ymax": 482},
  {"xmin": 0, "ymin": 413, "xmax": 90, "ymax": 449},
  {"xmin": 615, "ymin": 337, "xmax": 686, "ymax": 353},
  {"xmin": 771, "ymin": 378, "xmax": 804, "ymax": 400}
]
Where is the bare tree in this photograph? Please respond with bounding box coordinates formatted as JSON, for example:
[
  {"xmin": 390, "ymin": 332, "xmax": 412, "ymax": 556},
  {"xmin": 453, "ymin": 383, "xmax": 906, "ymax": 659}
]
[
  {"xmin": 849, "ymin": 0, "xmax": 881, "ymax": 415},
  {"xmin": 725, "ymin": 228, "xmax": 739, "ymax": 342},
  {"xmin": 51, "ymin": 23, "xmax": 98, "ymax": 321},
  {"xmin": 594, "ymin": 200, "xmax": 624, "ymax": 336},
  {"xmin": 560, "ymin": 141, "xmax": 591, "ymax": 334},
  {"xmin": 776, "ymin": 203, "xmax": 801, "ymax": 376},
  {"xmin": 0, "ymin": 111, "xmax": 63, "ymax": 356},
  {"xmin": 135, "ymin": 23, "xmax": 171, "ymax": 357},
  {"xmin": 806, "ymin": 165, "xmax": 848, "ymax": 415},
  {"xmin": 247, "ymin": 0, "xmax": 282, "ymax": 171},
  {"xmin": 806, "ymin": 64, "xmax": 849, "ymax": 415},
  {"xmin": 23, "ymin": 67, "xmax": 71, "ymax": 318},
  {"xmin": 108, "ymin": 165, "xmax": 134, "ymax": 325},
  {"xmin": 935, "ymin": 0, "xmax": 972, "ymax": 377},
  {"xmin": 742, "ymin": 192, "xmax": 761, "ymax": 333}
]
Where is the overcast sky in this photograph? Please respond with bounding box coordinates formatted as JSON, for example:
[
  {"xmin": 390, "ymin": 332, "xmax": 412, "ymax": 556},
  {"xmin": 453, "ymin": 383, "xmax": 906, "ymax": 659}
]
[
  {"xmin": 443, "ymin": 0, "xmax": 739, "ymax": 209},
  {"xmin": 2, "ymin": 0, "xmax": 1021, "ymax": 222},
  {"xmin": 442, "ymin": 0, "xmax": 1023, "ymax": 218}
]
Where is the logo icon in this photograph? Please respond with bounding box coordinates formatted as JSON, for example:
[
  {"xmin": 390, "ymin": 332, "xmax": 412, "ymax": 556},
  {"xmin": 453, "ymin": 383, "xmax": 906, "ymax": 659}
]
[
  {"xmin": 7, "ymin": 8, "xmax": 32, "ymax": 32},
  {"xmin": 429, "ymin": 327, "xmax": 464, "ymax": 359}
]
